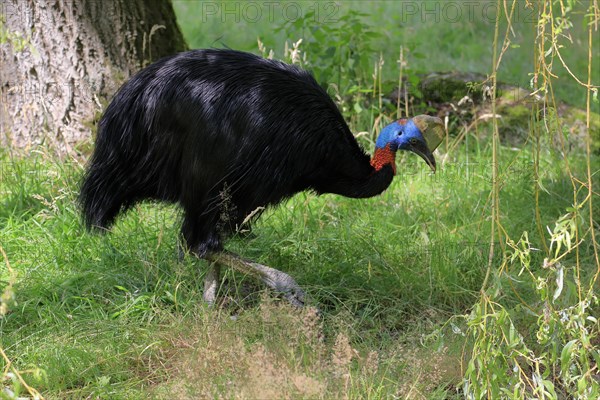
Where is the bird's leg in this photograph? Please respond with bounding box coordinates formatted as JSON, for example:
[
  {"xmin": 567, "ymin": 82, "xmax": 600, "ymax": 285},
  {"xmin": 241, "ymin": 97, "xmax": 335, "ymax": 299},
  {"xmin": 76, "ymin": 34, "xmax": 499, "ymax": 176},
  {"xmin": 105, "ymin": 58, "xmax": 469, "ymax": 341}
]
[
  {"xmin": 205, "ymin": 251, "xmax": 305, "ymax": 307},
  {"xmin": 202, "ymin": 263, "xmax": 221, "ymax": 305}
]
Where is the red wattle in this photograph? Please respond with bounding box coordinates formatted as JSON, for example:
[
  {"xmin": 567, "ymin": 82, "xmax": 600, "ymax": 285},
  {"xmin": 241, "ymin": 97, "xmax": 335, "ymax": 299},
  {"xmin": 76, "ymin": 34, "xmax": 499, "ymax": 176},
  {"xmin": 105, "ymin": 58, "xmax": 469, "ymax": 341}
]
[{"xmin": 370, "ymin": 145, "xmax": 396, "ymax": 174}]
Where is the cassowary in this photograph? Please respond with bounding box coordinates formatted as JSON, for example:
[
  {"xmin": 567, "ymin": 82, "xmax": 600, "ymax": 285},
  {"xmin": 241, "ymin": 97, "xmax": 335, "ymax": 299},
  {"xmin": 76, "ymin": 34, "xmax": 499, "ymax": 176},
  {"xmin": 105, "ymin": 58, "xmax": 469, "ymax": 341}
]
[{"xmin": 80, "ymin": 49, "xmax": 444, "ymax": 307}]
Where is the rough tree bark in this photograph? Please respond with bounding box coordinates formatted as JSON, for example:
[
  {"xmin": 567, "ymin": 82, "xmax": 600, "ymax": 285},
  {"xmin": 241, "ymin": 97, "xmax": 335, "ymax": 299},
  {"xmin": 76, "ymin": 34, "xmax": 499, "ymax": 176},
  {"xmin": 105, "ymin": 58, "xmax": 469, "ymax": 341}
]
[{"xmin": 0, "ymin": 0, "xmax": 187, "ymax": 152}]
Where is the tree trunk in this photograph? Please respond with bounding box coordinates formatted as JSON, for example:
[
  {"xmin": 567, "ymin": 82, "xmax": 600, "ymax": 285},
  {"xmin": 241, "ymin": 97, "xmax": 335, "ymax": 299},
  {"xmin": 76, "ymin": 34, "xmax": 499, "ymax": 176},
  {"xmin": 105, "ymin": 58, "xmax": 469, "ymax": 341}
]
[{"xmin": 0, "ymin": 0, "xmax": 187, "ymax": 153}]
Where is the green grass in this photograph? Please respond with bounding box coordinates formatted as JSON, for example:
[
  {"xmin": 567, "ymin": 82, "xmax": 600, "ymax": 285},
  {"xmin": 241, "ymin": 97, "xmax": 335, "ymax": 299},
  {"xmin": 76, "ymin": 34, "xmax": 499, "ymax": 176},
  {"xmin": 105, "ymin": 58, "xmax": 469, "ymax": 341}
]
[{"xmin": 1, "ymin": 135, "xmax": 594, "ymax": 397}]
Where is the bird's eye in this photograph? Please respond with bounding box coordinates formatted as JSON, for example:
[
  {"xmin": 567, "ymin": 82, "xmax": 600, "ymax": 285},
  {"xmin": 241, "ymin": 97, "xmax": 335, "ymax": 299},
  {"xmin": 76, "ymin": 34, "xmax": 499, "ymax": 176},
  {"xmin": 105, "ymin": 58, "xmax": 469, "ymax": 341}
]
[{"xmin": 409, "ymin": 138, "xmax": 418, "ymax": 145}]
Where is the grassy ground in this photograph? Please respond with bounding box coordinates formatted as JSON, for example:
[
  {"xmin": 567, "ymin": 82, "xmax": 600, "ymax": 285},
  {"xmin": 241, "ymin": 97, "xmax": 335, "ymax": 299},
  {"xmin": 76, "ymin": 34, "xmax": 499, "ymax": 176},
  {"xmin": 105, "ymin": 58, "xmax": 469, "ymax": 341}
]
[
  {"xmin": 1, "ymin": 1, "xmax": 598, "ymax": 399},
  {"xmin": 0, "ymin": 137, "xmax": 593, "ymax": 398}
]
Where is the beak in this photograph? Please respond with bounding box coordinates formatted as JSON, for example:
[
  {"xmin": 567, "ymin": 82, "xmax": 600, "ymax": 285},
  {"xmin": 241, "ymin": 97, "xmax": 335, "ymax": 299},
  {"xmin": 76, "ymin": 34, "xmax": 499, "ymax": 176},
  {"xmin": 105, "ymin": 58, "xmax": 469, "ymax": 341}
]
[
  {"xmin": 412, "ymin": 145, "xmax": 436, "ymax": 172},
  {"xmin": 411, "ymin": 114, "xmax": 444, "ymax": 173}
]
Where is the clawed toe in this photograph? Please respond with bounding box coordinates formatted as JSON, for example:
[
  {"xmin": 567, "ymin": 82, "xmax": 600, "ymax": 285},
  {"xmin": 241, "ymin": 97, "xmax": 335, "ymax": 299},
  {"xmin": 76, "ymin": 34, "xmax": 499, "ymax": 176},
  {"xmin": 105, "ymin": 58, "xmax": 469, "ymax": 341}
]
[{"xmin": 282, "ymin": 288, "xmax": 305, "ymax": 308}]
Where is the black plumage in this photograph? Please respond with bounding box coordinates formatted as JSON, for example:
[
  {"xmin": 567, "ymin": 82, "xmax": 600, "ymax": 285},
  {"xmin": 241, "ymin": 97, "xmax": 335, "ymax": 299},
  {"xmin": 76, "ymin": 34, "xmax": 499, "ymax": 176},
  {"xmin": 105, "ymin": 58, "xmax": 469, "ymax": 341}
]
[
  {"xmin": 80, "ymin": 49, "xmax": 444, "ymax": 306},
  {"xmin": 80, "ymin": 49, "xmax": 395, "ymax": 258}
]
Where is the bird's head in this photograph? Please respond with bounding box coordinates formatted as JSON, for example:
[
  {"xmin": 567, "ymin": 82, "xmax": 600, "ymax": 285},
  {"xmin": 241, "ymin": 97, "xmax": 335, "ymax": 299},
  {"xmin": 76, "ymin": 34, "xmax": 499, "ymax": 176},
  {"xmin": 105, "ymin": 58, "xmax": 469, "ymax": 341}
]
[{"xmin": 374, "ymin": 115, "xmax": 444, "ymax": 172}]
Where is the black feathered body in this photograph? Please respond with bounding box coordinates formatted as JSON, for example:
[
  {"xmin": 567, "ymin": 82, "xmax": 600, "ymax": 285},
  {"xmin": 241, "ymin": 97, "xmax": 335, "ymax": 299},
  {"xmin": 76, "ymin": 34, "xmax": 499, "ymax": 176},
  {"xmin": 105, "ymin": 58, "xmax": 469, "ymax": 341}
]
[{"xmin": 80, "ymin": 49, "xmax": 394, "ymax": 255}]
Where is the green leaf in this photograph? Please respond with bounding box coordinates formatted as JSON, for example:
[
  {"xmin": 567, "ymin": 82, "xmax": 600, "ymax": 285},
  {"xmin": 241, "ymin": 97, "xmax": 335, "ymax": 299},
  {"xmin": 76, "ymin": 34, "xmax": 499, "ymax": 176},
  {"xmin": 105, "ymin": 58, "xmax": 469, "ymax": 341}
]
[
  {"xmin": 560, "ymin": 339, "xmax": 577, "ymax": 375},
  {"xmin": 542, "ymin": 379, "xmax": 557, "ymax": 398},
  {"xmin": 363, "ymin": 31, "xmax": 382, "ymax": 39},
  {"xmin": 313, "ymin": 29, "xmax": 325, "ymax": 42},
  {"xmin": 590, "ymin": 347, "xmax": 600, "ymax": 369},
  {"xmin": 553, "ymin": 265, "xmax": 564, "ymax": 302},
  {"xmin": 508, "ymin": 323, "xmax": 517, "ymax": 344},
  {"xmin": 577, "ymin": 377, "xmax": 587, "ymax": 394},
  {"xmin": 292, "ymin": 17, "xmax": 305, "ymax": 29}
]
